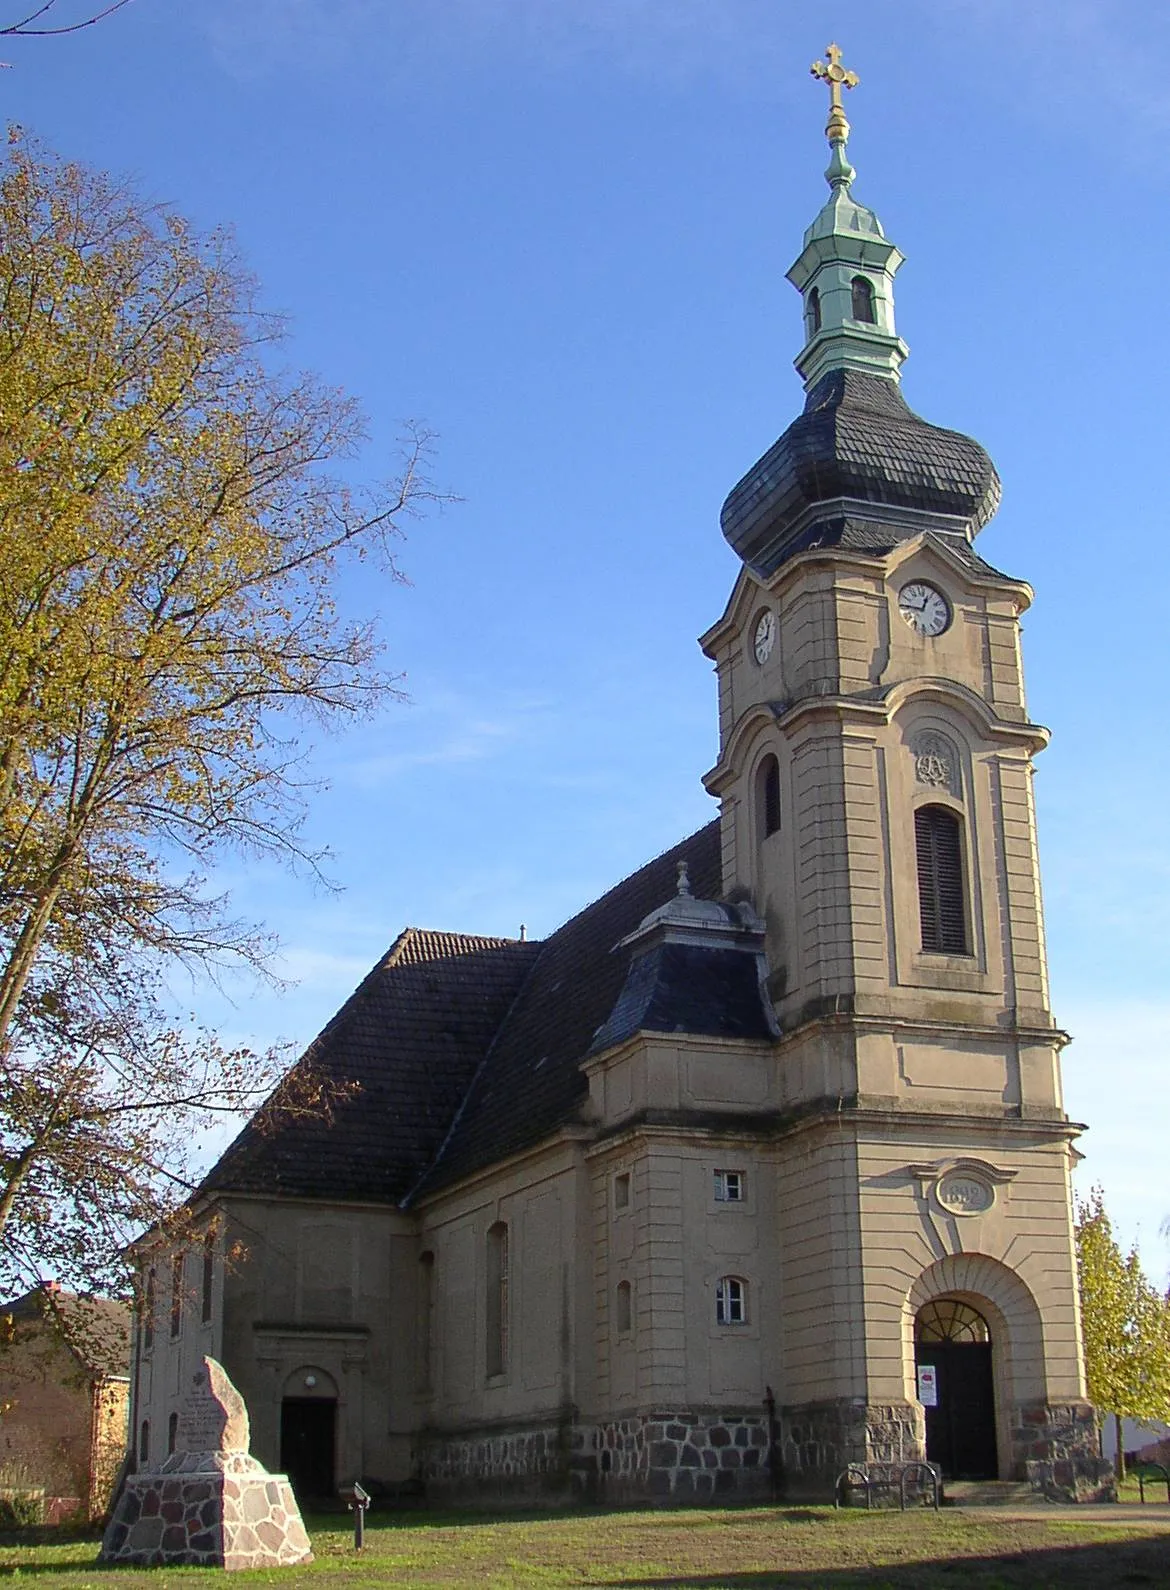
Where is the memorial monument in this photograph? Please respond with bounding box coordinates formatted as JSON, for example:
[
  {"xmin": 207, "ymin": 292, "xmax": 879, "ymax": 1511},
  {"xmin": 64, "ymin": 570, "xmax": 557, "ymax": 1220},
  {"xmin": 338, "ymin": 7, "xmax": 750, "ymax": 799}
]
[{"xmin": 101, "ymin": 1356, "xmax": 313, "ymax": 1568}]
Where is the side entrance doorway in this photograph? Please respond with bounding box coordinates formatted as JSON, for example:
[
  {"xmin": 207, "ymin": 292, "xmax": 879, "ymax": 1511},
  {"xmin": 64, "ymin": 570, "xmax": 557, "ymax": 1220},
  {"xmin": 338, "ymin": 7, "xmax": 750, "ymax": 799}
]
[
  {"xmin": 914, "ymin": 1298, "xmax": 997, "ymax": 1480},
  {"xmin": 280, "ymin": 1397, "xmax": 337, "ymax": 1503}
]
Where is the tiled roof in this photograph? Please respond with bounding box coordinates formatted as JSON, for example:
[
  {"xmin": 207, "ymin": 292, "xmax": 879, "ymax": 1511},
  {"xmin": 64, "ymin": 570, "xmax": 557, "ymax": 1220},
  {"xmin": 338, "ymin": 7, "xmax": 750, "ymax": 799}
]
[
  {"xmin": 414, "ymin": 822, "xmax": 724, "ymax": 1197},
  {"xmin": 720, "ymin": 368, "xmax": 1002, "ymax": 577},
  {"xmin": 202, "ymin": 824, "xmax": 731, "ymax": 1208},
  {"xmin": 203, "ymin": 930, "xmax": 540, "ymax": 1204},
  {"xmin": 2, "ymin": 1287, "xmax": 132, "ymax": 1377}
]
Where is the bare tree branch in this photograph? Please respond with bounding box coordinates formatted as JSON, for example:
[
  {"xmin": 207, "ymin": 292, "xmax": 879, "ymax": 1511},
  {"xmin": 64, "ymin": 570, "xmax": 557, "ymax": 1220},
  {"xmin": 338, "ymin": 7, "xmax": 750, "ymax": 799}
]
[{"xmin": 1, "ymin": 0, "xmax": 133, "ymax": 37}]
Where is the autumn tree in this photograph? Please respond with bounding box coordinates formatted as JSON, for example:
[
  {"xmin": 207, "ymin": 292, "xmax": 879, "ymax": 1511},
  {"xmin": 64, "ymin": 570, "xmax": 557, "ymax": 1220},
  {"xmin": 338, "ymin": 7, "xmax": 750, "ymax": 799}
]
[
  {"xmin": 1075, "ymin": 1186, "xmax": 1170, "ymax": 1478},
  {"xmin": 0, "ymin": 131, "xmax": 434, "ymax": 1295}
]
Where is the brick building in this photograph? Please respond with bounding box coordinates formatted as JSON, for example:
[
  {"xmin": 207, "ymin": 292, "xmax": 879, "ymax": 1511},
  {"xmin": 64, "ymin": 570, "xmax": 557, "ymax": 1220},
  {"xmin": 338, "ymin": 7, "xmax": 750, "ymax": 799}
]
[{"xmin": 0, "ymin": 1285, "xmax": 130, "ymax": 1521}]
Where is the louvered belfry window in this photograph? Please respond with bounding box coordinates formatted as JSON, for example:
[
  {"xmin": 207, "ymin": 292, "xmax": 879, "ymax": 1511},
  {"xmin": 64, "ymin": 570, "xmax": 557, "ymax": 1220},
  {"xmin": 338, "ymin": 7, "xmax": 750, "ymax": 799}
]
[{"xmin": 915, "ymin": 804, "xmax": 968, "ymax": 954}]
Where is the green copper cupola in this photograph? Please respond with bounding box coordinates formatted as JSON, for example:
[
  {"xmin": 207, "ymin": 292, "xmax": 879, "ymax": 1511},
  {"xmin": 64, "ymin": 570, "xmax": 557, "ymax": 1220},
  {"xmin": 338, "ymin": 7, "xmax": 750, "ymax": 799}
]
[
  {"xmin": 786, "ymin": 44, "xmax": 908, "ymax": 390},
  {"xmin": 718, "ymin": 44, "xmax": 1000, "ymax": 577}
]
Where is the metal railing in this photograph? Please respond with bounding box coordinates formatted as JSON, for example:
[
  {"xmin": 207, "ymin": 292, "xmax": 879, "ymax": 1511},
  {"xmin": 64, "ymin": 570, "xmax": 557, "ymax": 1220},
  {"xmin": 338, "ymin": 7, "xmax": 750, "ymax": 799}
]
[
  {"xmin": 834, "ymin": 1460, "xmax": 941, "ymax": 1511},
  {"xmin": 833, "ymin": 1464, "xmax": 871, "ymax": 1509},
  {"xmin": 1137, "ymin": 1463, "xmax": 1170, "ymax": 1504}
]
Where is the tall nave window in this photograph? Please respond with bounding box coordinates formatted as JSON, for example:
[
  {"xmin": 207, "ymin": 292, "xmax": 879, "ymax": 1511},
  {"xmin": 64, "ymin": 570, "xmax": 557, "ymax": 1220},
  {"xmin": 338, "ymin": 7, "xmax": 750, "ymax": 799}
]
[{"xmin": 486, "ymin": 1222, "xmax": 509, "ymax": 1378}]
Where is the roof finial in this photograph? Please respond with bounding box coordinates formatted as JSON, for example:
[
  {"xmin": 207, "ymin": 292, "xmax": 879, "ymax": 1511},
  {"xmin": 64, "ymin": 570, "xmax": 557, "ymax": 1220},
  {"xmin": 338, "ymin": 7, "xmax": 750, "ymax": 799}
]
[
  {"xmin": 810, "ymin": 42, "xmax": 859, "ymax": 189},
  {"xmin": 676, "ymin": 861, "xmax": 692, "ymax": 898}
]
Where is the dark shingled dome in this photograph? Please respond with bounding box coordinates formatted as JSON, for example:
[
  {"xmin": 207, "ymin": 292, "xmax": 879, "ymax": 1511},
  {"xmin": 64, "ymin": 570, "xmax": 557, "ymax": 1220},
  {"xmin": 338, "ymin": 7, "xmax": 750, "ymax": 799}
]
[{"xmin": 720, "ymin": 369, "xmax": 1001, "ymax": 577}]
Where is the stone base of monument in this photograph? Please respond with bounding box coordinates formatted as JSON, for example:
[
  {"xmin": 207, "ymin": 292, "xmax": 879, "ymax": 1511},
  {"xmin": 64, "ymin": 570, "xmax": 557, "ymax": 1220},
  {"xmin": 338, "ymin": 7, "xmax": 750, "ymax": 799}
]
[
  {"xmin": 100, "ymin": 1451, "xmax": 313, "ymax": 1569},
  {"xmin": 101, "ymin": 1356, "xmax": 313, "ymax": 1570}
]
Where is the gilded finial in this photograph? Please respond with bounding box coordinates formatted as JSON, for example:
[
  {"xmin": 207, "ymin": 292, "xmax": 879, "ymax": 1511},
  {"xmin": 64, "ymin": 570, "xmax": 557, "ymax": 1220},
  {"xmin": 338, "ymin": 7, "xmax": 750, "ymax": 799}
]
[{"xmin": 810, "ymin": 42, "xmax": 859, "ymax": 147}]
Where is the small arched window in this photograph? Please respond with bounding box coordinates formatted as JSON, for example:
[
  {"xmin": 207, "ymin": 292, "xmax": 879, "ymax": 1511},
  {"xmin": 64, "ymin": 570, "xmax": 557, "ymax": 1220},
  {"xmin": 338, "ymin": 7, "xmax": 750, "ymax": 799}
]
[
  {"xmin": 616, "ymin": 1280, "xmax": 632, "ymax": 1336},
  {"xmin": 138, "ymin": 1420, "xmax": 150, "ymax": 1464},
  {"xmin": 167, "ymin": 1411, "xmax": 179, "ymax": 1455},
  {"xmin": 757, "ymin": 754, "xmax": 781, "ymax": 840},
  {"xmin": 715, "ymin": 1275, "xmax": 748, "ymax": 1326},
  {"xmin": 486, "ymin": 1221, "xmax": 509, "ymax": 1379},
  {"xmin": 851, "ymin": 275, "xmax": 876, "ymax": 323},
  {"xmin": 915, "ymin": 804, "xmax": 968, "ymax": 954},
  {"xmin": 806, "ymin": 286, "xmax": 822, "ymax": 336}
]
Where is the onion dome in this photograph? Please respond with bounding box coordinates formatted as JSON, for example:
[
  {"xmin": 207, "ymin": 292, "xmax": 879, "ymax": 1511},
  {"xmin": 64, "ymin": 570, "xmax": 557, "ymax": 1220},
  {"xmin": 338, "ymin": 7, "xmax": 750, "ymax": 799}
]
[{"xmin": 721, "ymin": 44, "xmax": 1001, "ymax": 578}]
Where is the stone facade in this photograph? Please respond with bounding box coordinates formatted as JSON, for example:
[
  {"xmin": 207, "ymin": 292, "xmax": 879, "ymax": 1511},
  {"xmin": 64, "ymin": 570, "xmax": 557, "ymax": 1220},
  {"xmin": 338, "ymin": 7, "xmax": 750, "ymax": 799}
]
[
  {"xmin": 780, "ymin": 1400, "xmax": 924, "ymax": 1495},
  {"xmin": 1016, "ymin": 1403, "xmax": 1115, "ymax": 1503},
  {"xmin": 420, "ymin": 1416, "xmax": 575, "ymax": 1503},
  {"xmin": 584, "ymin": 1412, "xmax": 772, "ymax": 1504},
  {"xmin": 421, "ymin": 1411, "xmax": 775, "ymax": 1506},
  {"xmin": 126, "ymin": 96, "xmax": 1111, "ymax": 1514}
]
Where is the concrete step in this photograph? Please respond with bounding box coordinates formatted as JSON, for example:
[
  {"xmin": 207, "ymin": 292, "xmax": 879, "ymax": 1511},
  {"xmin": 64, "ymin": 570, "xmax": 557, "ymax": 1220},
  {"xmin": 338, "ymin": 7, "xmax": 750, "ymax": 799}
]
[{"xmin": 944, "ymin": 1480, "xmax": 1038, "ymax": 1507}]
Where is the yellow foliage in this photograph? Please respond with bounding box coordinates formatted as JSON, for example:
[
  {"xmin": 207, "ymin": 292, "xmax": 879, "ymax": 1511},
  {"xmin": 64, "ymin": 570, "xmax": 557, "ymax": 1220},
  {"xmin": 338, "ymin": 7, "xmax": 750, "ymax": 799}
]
[{"xmin": 0, "ymin": 131, "xmax": 432, "ymax": 1291}]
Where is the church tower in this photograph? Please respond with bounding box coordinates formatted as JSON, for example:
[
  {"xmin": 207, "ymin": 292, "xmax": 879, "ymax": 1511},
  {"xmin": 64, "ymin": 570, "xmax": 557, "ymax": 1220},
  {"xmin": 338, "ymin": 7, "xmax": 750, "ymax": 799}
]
[{"xmin": 698, "ymin": 46, "xmax": 1111, "ymax": 1497}]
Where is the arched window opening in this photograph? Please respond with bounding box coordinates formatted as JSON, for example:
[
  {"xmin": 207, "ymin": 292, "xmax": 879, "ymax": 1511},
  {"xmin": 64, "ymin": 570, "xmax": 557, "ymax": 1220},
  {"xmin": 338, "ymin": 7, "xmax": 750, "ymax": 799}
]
[
  {"xmin": 851, "ymin": 275, "xmax": 876, "ymax": 323},
  {"xmin": 142, "ymin": 1268, "xmax": 156, "ymax": 1353},
  {"xmin": 715, "ymin": 1275, "xmax": 748, "ymax": 1326},
  {"xmin": 201, "ymin": 1230, "xmax": 215, "ymax": 1325},
  {"xmin": 807, "ymin": 286, "xmax": 822, "ymax": 336},
  {"xmin": 167, "ymin": 1411, "xmax": 179, "ymax": 1455},
  {"xmin": 915, "ymin": 804, "xmax": 969, "ymax": 954},
  {"xmin": 486, "ymin": 1221, "xmax": 509, "ymax": 1379},
  {"xmin": 616, "ymin": 1280, "xmax": 632, "ymax": 1336},
  {"xmin": 757, "ymin": 754, "xmax": 781, "ymax": 841},
  {"xmin": 170, "ymin": 1251, "xmax": 184, "ymax": 1338},
  {"xmin": 138, "ymin": 1420, "xmax": 150, "ymax": 1464},
  {"xmin": 915, "ymin": 1298, "xmax": 990, "ymax": 1345}
]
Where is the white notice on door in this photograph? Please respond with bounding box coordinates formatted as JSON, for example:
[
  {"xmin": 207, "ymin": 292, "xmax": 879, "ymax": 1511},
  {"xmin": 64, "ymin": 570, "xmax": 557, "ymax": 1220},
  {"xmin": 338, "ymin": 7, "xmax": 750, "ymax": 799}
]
[{"xmin": 917, "ymin": 1364, "xmax": 939, "ymax": 1407}]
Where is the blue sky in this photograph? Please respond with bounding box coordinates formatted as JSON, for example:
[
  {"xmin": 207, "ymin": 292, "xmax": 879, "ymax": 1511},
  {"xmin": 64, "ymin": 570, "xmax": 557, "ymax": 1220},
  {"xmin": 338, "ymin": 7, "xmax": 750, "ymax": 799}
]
[{"xmin": 7, "ymin": 0, "xmax": 1169, "ymax": 1280}]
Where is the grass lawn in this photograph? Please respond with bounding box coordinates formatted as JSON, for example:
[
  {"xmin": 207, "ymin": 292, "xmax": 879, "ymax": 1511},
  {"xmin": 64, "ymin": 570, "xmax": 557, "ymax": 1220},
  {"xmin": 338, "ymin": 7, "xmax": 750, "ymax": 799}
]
[{"xmin": 1, "ymin": 1504, "xmax": 1169, "ymax": 1590}]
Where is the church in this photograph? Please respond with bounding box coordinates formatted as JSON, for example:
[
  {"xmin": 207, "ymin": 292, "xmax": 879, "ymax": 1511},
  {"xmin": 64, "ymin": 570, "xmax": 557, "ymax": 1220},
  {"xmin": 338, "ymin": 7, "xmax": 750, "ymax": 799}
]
[{"xmin": 129, "ymin": 48, "xmax": 1114, "ymax": 1506}]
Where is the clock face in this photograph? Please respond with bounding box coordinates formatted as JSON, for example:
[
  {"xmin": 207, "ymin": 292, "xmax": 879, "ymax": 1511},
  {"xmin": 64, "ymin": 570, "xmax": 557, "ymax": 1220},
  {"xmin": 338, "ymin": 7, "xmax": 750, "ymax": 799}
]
[
  {"xmin": 898, "ymin": 582, "xmax": 950, "ymax": 637},
  {"xmin": 753, "ymin": 609, "xmax": 776, "ymax": 665}
]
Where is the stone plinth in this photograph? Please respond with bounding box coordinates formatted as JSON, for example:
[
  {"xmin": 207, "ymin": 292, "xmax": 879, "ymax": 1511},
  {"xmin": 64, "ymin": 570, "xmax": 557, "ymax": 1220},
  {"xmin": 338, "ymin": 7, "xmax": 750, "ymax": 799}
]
[{"xmin": 101, "ymin": 1357, "xmax": 313, "ymax": 1569}]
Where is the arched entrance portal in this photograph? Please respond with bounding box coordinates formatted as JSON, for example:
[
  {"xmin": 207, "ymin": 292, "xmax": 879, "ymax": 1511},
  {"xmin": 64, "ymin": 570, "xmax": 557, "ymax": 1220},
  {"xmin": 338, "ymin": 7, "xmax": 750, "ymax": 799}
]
[
  {"xmin": 279, "ymin": 1367, "xmax": 338, "ymax": 1503},
  {"xmin": 914, "ymin": 1298, "xmax": 997, "ymax": 1480}
]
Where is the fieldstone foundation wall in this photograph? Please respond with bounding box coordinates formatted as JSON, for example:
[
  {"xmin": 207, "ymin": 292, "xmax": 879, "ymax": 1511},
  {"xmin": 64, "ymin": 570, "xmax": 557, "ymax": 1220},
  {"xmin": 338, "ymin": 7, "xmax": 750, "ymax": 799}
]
[
  {"xmin": 420, "ymin": 1417, "xmax": 575, "ymax": 1504},
  {"xmin": 100, "ymin": 1453, "xmax": 313, "ymax": 1569},
  {"xmin": 583, "ymin": 1412, "xmax": 773, "ymax": 1503},
  {"xmin": 781, "ymin": 1399, "xmax": 924, "ymax": 1496},
  {"xmin": 421, "ymin": 1411, "xmax": 774, "ymax": 1504},
  {"xmin": 1013, "ymin": 1402, "xmax": 1116, "ymax": 1502}
]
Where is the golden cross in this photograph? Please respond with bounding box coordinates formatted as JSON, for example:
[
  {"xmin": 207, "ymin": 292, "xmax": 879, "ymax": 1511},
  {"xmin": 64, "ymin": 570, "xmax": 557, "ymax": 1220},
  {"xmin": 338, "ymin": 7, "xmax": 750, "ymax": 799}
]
[{"xmin": 810, "ymin": 41, "xmax": 859, "ymax": 144}]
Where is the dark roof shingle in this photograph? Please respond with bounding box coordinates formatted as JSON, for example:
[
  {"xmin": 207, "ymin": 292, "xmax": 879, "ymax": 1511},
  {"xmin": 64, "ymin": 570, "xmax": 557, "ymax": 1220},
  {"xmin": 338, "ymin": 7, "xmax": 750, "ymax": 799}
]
[
  {"xmin": 415, "ymin": 822, "xmax": 723, "ymax": 1196},
  {"xmin": 203, "ymin": 823, "xmax": 730, "ymax": 1208},
  {"xmin": 204, "ymin": 930, "xmax": 539, "ymax": 1203}
]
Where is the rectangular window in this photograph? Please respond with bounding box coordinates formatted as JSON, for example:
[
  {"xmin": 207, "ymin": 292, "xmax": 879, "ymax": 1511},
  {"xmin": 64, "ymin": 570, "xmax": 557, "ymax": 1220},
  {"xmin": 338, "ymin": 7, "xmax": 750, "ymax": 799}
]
[
  {"xmin": 170, "ymin": 1251, "xmax": 184, "ymax": 1338},
  {"xmin": 713, "ymin": 1169, "xmax": 744, "ymax": 1203},
  {"xmin": 715, "ymin": 1276, "xmax": 747, "ymax": 1326},
  {"xmin": 613, "ymin": 1172, "xmax": 631, "ymax": 1211}
]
